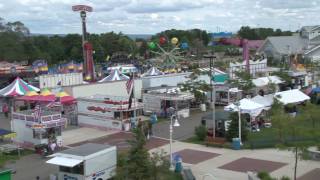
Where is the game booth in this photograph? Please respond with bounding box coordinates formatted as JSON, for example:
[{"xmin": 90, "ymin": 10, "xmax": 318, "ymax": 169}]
[
  {"xmin": 11, "ymin": 89, "xmax": 76, "ymax": 148},
  {"xmin": 77, "ymin": 94, "xmax": 143, "ymax": 131}
]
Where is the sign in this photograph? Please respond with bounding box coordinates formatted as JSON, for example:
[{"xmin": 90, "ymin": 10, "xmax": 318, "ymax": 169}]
[
  {"xmin": 72, "ymin": 5, "xmax": 93, "ymax": 12},
  {"xmin": 63, "ymin": 174, "xmax": 78, "ymax": 180},
  {"xmin": 32, "ymin": 124, "xmax": 45, "ymax": 129}
]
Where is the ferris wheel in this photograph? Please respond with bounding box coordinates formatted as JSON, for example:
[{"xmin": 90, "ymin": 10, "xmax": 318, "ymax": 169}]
[{"xmin": 148, "ymin": 37, "xmax": 189, "ymax": 69}]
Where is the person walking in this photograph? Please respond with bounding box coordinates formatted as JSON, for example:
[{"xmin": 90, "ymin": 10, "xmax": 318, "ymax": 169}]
[{"xmin": 2, "ymin": 103, "xmax": 9, "ymax": 118}]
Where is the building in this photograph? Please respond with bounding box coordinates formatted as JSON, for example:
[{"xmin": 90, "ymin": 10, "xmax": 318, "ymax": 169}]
[
  {"xmin": 229, "ymin": 59, "xmax": 269, "ymax": 79},
  {"xmin": 77, "ymin": 94, "xmax": 143, "ymax": 131},
  {"xmin": 259, "ymin": 25, "xmax": 320, "ymax": 62},
  {"xmin": 142, "ymin": 86, "xmax": 194, "ymax": 118}
]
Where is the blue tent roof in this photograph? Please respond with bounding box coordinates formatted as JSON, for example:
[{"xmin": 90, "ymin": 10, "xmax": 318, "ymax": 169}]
[
  {"xmin": 0, "ymin": 129, "xmax": 15, "ymax": 137},
  {"xmin": 311, "ymin": 87, "xmax": 320, "ymax": 93}
]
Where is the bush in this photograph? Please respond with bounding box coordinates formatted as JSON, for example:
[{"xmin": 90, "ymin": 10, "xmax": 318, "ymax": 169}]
[
  {"xmin": 257, "ymin": 171, "xmax": 276, "ymax": 180},
  {"xmin": 195, "ymin": 125, "xmax": 207, "ymax": 141},
  {"xmin": 225, "ymin": 112, "xmax": 248, "ymax": 142}
]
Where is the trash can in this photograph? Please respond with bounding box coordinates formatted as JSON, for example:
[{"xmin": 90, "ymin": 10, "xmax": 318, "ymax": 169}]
[
  {"xmin": 232, "ymin": 138, "xmax": 241, "ymax": 150},
  {"xmin": 174, "ymin": 154, "xmax": 183, "ymax": 173}
]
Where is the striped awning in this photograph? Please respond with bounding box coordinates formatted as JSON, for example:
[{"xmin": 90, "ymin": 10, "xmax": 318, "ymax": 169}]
[{"xmin": 0, "ymin": 77, "xmax": 40, "ymax": 97}]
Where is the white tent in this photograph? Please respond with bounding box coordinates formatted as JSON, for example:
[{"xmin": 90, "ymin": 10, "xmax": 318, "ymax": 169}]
[
  {"xmin": 143, "ymin": 67, "xmax": 164, "ymax": 77},
  {"xmin": 224, "ymin": 98, "xmax": 265, "ymax": 116},
  {"xmin": 251, "ymin": 94, "xmax": 274, "ymax": 110},
  {"xmin": 274, "ymin": 89, "xmax": 310, "ymax": 105},
  {"xmin": 252, "ymin": 76, "xmax": 283, "ymax": 87},
  {"xmin": 99, "ymin": 69, "xmax": 129, "ymax": 82}
]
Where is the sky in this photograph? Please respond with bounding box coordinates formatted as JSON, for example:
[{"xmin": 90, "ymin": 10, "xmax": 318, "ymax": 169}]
[{"xmin": 0, "ymin": 0, "xmax": 318, "ymax": 34}]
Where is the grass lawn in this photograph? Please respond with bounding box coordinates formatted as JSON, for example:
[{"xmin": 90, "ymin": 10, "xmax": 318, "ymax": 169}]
[
  {"xmin": 245, "ymin": 118, "xmax": 320, "ymax": 149},
  {"xmin": 0, "ymin": 150, "xmax": 33, "ymax": 168}
]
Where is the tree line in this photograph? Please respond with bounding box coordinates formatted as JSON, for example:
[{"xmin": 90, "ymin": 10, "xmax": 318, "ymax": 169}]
[
  {"xmin": 0, "ymin": 16, "xmax": 296, "ymax": 65},
  {"xmin": 237, "ymin": 26, "xmax": 293, "ymax": 40}
]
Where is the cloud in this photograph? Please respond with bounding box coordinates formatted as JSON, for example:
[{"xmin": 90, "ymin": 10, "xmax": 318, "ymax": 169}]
[
  {"xmin": 125, "ymin": 0, "xmax": 224, "ymax": 13},
  {"xmin": 0, "ymin": 0, "xmax": 318, "ymax": 34}
]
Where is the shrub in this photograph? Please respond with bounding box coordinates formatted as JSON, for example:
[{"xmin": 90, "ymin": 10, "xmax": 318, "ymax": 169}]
[{"xmin": 195, "ymin": 125, "xmax": 207, "ymax": 141}]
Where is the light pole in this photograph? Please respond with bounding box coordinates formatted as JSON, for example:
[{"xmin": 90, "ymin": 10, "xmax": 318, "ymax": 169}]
[
  {"xmin": 234, "ymin": 101, "xmax": 242, "ymax": 145},
  {"xmin": 203, "ymin": 52, "xmax": 216, "ymax": 138},
  {"xmin": 169, "ymin": 108, "xmax": 180, "ymax": 170}
]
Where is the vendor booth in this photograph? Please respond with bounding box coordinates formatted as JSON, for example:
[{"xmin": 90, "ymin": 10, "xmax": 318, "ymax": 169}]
[
  {"xmin": 77, "ymin": 94, "xmax": 143, "ymax": 131},
  {"xmin": 11, "ymin": 108, "xmax": 66, "ymax": 148},
  {"xmin": 142, "ymin": 86, "xmax": 194, "ymax": 118}
]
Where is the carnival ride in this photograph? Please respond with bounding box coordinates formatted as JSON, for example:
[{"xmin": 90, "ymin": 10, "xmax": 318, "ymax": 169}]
[
  {"xmin": 72, "ymin": 5, "xmax": 95, "ymax": 82},
  {"xmin": 218, "ymin": 38, "xmax": 264, "ymax": 72},
  {"xmin": 148, "ymin": 36, "xmax": 188, "ymax": 72}
]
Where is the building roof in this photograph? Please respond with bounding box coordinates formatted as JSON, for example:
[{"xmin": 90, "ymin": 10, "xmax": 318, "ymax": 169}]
[
  {"xmin": 59, "ymin": 143, "xmax": 112, "ymax": 157},
  {"xmin": 263, "ymin": 36, "xmax": 308, "ymax": 55},
  {"xmin": 301, "ymin": 26, "xmax": 320, "ymax": 32}
]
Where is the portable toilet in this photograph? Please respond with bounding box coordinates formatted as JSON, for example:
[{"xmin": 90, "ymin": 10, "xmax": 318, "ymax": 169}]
[{"xmin": 0, "ymin": 169, "xmax": 12, "ymax": 180}]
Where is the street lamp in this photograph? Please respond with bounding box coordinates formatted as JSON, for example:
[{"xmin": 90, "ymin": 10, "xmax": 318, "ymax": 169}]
[
  {"xmin": 203, "ymin": 52, "xmax": 216, "ymax": 138},
  {"xmin": 169, "ymin": 108, "xmax": 180, "ymax": 170}
]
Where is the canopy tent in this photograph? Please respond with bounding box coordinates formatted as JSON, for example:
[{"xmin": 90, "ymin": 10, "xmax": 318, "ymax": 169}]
[
  {"xmin": 251, "ymin": 94, "xmax": 274, "ymax": 110},
  {"xmin": 0, "ymin": 77, "xmax": 39, "ymax": 97},
  {"xmin": 274, "ymin": 89, "xmax": 310, "ymax": 105},
  {"xmin": 311, "ymin": 87, "xmax": 320, "ymax": 94},
  {"xmin": 0, "ymin": 129, "xmax": 16, "ymax": 138},
  {"xmin": 224, "ymin": 98, "xmax": 265, "ymax": 116},
  {"xmin": 252, "ymin": 76, "xmax": 283, "ymax": 87},
  {"xmin": 143, "ymin": 67, "xmax": 164, "ymax": 77},
  {"xmin": 99, "ymin": 69, "xmax": 129, "ymax": 82},
  {"xmin": 56, "ymin": 91, "xmax": 76, "ymax": 104}
]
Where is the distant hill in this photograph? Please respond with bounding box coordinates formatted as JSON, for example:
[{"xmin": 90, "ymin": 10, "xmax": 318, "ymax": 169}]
[{"xmin": 30, "ymin": 33, "xmax": 153, "ymax": 40}]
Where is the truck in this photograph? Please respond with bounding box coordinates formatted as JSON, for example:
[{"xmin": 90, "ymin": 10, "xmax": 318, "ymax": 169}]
[{"xmin": 47, "ymin": 143, "xmax": 117, "ymax": 180}]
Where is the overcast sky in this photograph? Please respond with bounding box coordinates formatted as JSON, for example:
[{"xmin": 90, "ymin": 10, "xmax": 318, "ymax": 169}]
[{"xmin": 0, "ymin": 0, "xmax": 318, "ymax": 34}]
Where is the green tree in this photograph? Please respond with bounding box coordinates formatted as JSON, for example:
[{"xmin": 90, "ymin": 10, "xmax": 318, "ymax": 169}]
[
  {"xmin": 179, "ymin": 69, "xmax": 212, "ymax": 103},
  {"xmin": 229, "ymin": 70, "xmax": 255, "ymax": 94},
  {"xmin": 195, "ymin": 125, "xmax": 207, "ymax": 141},
  {"xmin": 225, "ymin": 112, "xmax": 248, "ymax": 142}
]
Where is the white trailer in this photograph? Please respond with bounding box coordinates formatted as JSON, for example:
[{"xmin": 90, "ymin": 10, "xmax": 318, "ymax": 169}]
[{"xmin": 47, "ymin": 143, "xmax": 117, "ymax": 180}]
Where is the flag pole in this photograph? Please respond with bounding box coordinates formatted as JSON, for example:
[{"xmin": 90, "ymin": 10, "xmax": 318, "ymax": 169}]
[{"xmin": 133, "ymin": 73, "xmax": 136, "ymax": 122}]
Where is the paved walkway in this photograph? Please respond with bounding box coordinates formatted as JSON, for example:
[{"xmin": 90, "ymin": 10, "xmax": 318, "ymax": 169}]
[
  {"xmin": 149, "ymin": 141, "xmax": 320, "ymax": 180},
  {"xmin": 62, "ymin": 127, "xmax": 118, "ymax": 146}
]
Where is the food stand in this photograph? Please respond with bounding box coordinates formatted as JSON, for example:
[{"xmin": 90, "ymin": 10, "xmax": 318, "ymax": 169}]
[
  {"xmin": 11, "ymin": 109, "xmax": 66, "ymax": 148},
  {"xmin": 142, "ymin": 86, "xmax": 194, "ymax": 118},
  {"xmin": 77, "ymin": 94, "xmax": 143, "ymax": 131}
]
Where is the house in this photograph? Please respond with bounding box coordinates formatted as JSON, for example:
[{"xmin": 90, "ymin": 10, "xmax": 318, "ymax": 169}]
[{"xmin": 259, "ymin": 25, "xmax": 320, "ymax": 62}]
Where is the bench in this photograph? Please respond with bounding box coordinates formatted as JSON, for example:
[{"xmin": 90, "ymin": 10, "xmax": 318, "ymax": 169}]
[{"xmin": 183, "ymin": 169, "xmax": 195, "ymax": 180}]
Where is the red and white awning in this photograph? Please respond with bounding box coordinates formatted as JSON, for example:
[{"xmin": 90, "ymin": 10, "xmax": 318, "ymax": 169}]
[{"xmin": 0, "ymin": 77, "xmax": 40, "ymax": 97}]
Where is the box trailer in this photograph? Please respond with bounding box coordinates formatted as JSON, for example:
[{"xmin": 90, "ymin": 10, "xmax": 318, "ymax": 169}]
[{"xmin": 47, "ymin": 143, "xmax": 117, "ymax": 180}]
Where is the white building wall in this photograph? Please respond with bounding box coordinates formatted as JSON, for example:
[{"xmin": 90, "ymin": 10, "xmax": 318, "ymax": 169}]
[
  {"xmin": 141, "ymin": 73, "xmax": 191, "ymax": 89},
  {"xmin": 78, "ymin": 114, "xmax": 122, "ymax": 130},
  {"xmin": 64, "ymin": 79, "xmax": 142, "ymax": 99},
  {"xmin": 39, "ymin": 73, "xmax": 83, "ymax": 89}
]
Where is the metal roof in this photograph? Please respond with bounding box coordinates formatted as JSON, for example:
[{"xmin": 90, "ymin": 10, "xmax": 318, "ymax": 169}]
[
  {"xmin": 264, "ymin": 36, "xmax": 308, "ymax": 55},
  {"xmin": 59, "ymin": 143, "xmax": 112, "ymax": 157}
]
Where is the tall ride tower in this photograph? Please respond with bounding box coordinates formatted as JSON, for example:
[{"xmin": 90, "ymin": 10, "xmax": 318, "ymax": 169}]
[{"xmin": 72, "ymin": 5, "xmax": 95, "ymax": 81}]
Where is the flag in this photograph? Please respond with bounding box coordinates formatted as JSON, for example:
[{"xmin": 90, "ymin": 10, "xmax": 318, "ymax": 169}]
[
  {"xmin": 127, "ymin": 74, "xmax": 134, "ymax": 109},
  {"xmin": 126, "ymin": 73, "xmax": 134, "ymax": 94},
  {"xmin": 33, "ymin": 104, "xmax": 42, "ymax": 121}
]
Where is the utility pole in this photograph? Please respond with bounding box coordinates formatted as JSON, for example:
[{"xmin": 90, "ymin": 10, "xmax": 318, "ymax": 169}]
[{"xmin": 204, "ymin": 52, "xmax": 216, "ymax": 138}]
